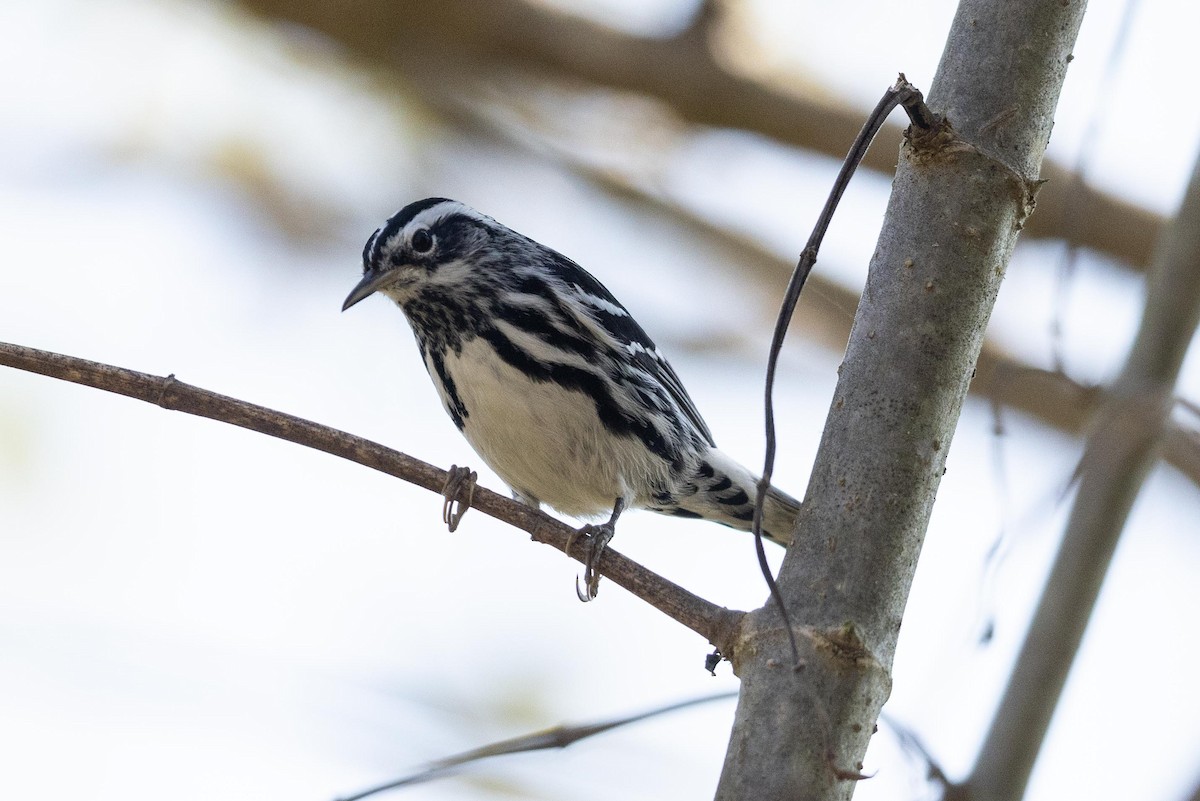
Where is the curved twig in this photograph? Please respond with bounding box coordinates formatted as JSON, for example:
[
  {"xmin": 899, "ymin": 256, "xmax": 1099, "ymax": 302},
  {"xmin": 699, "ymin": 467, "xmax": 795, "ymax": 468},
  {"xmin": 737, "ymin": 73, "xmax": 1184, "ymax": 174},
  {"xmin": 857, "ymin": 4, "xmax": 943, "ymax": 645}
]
[{"xmin": 753, "ymin": 76, "xmax": 941, "ymax": 667}]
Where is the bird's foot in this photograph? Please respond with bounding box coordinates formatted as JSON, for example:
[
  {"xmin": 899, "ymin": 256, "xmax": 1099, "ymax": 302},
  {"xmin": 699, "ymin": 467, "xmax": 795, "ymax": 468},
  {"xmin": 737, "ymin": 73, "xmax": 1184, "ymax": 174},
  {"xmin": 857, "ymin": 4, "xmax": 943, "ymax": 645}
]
[
  {"xmin": 441, "ymin": 465, "xmax": 477, "ymax": 532},
  {"xmin": 567, "ymin": 522, "xmax": 614, "ymax": 602}
]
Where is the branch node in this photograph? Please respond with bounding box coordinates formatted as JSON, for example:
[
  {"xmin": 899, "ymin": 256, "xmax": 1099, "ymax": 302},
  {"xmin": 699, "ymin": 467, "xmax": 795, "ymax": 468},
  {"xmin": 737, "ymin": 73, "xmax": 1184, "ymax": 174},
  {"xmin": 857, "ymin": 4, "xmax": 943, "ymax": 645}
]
[
  {"xmin": 155, "ymin": 372, "xmax": 179, "ymax": 409},
  {"xmin": 903, "ymin": 114, "xmax": 960, "ymax": 162},
  {"xmin": 828, "ymin": 755, "xmax": 874, "ymax": 783},
  {"xmin": 893, "ymin": 72, "xmax": 939, "ymax": 131}
]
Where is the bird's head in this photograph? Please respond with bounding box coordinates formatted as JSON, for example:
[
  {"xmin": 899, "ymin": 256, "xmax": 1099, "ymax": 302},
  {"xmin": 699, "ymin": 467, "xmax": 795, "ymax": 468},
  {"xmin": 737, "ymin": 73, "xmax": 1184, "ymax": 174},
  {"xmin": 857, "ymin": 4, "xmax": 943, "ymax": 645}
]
[{"xmin": 342, "ymin": 197, "xmax": 497, "ymax": 311}]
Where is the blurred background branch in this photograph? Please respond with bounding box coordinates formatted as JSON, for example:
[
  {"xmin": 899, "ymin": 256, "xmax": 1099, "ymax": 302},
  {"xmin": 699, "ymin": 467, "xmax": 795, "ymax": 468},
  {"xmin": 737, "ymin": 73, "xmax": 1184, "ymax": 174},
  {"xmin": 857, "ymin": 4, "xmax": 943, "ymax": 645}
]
[{"xmin": 241, "ymin": 0, "xmax": 1163, "ymax": 270}]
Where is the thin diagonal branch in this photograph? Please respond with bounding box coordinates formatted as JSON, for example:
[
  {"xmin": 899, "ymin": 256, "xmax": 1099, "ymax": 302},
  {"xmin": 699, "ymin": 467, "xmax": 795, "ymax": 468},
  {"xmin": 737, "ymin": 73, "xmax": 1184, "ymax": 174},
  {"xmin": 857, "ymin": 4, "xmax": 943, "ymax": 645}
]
[
  {"xmin": 958, "ymin": 136, "xmax": 1200, "ymax": 801},
  {"xmin": 0, "ymin": 342, "xmax": 744, "ymax": 655},
  {"xmin": 337, "ymin": 692, "xmax": 737, "ymax": 801}
]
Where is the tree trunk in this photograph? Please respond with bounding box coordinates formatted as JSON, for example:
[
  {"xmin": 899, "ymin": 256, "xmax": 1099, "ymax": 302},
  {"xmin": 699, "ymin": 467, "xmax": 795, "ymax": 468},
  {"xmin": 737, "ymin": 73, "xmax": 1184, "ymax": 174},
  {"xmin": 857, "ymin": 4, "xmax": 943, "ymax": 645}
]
[{"xmin": 714, "ymin": 2, "xmax": 1088, "ymax": 798}]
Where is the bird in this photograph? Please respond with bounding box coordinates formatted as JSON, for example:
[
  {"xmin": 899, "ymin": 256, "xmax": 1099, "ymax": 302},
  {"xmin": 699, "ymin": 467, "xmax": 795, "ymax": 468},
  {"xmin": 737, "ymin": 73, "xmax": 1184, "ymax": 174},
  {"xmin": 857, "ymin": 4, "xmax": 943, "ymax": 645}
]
[{"xmin": 342, "ymin": 198, "xmax": 800, "ymax": 598}]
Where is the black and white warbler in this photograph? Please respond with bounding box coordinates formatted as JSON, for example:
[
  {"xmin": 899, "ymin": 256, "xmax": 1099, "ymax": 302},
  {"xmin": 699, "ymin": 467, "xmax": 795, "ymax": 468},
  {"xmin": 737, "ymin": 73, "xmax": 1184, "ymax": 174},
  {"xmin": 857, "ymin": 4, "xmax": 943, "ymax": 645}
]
[{"xmin": 343, "ymin": 198, "xmax": 800, "ymax": 597}]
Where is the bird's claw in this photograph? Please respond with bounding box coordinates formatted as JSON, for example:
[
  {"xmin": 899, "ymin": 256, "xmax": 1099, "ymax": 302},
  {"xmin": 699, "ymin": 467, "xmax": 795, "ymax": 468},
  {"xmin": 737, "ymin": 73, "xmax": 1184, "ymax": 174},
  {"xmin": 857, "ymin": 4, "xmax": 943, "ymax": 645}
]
[
  {"xmin": 574, "ymin": 575, "xmax": 592, "ymax": 603},
  {"xmin": 571, "ymin": 522, "xmax": 614, "ymax": 602},
  {"xmin": 441, "ymin": 465, "xmax": 477, "ymax": 532}
]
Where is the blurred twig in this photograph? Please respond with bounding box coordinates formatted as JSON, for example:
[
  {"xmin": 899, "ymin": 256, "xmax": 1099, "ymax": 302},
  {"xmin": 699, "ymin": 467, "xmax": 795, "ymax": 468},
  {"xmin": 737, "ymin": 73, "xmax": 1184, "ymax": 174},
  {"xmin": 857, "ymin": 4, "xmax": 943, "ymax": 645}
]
[
  {"xmin": 1185, "ymin": 769, "xmax": 1200, "ymax": 801},
  {"xmin": 1049, "ymin": 0, "xmax": 1142, "ymax": 371},
  {"xmin": 879, "ymin": 711, "xmax": 951, "ymax": 791},
  {"xmin": 337, "ymin": 692, "xmax": 737, "ymax": 801},
  {"xmin": 0, "ymin": 342, "xmax": 744, "ymax": 656}
]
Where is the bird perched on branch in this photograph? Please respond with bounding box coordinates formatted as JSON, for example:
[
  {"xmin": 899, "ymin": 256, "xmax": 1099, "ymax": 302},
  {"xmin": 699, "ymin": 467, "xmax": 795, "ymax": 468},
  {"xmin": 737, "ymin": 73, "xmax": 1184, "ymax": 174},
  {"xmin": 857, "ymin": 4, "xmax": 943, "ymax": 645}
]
[{"xmin": 343, "ymin": 198, "xmax": 800, "ymax": 598}]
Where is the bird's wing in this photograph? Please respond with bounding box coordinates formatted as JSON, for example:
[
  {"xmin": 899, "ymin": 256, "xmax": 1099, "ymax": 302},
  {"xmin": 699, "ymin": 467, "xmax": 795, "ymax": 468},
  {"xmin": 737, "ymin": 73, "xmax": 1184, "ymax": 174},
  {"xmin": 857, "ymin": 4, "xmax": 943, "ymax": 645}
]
[{"xmin": 551, "ymin": 255, "xmax": 717, "ymax": 448}]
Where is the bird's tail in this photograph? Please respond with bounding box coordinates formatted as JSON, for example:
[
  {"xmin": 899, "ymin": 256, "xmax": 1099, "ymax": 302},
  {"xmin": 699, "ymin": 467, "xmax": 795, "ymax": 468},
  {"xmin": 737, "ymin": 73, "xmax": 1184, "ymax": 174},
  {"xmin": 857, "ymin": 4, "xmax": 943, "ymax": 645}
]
[{"xmin": 665, "ymin": 448, "xmax": 801, "ymax": 546}]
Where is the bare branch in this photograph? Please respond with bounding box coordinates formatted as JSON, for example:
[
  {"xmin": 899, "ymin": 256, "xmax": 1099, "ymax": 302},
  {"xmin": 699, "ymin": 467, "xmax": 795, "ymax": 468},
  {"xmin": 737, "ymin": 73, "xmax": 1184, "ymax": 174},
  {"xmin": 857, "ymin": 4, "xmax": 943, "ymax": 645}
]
[{"xmin": 0, "ymin": 342, "xmax": 744, "ymax": 654}]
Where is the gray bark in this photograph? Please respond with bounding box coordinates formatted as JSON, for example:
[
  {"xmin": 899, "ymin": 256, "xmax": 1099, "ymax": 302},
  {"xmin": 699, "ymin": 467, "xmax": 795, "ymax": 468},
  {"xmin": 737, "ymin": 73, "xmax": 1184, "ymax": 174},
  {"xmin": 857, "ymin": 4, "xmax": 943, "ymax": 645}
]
[{"xmin": 714, "ymin": 2, "xmax": 1086, "ymax": 798}]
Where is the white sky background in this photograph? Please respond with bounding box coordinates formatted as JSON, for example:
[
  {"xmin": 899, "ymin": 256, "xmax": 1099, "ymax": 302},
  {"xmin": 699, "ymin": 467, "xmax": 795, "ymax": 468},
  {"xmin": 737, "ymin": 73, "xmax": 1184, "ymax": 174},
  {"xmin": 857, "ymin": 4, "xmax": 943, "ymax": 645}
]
[{"xmin": 1, "ymin": 1, "xmax": 1199, "ymax": 800}]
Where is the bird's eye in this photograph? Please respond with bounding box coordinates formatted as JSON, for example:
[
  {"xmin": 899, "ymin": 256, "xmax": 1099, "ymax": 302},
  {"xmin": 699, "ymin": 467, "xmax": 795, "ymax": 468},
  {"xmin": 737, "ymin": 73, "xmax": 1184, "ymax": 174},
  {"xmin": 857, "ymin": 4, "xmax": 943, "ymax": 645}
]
[{"xmin": 411, "ymin": 229, "xmax": 434, "ymax": 253}]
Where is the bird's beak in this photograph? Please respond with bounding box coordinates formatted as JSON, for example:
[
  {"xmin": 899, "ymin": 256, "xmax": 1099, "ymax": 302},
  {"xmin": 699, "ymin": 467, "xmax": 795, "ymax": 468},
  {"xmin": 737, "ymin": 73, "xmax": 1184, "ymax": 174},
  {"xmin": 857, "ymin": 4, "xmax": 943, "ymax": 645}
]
[{"xmin": 342, "ymin": 268, "xmax": 397, "ymax": 311}]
